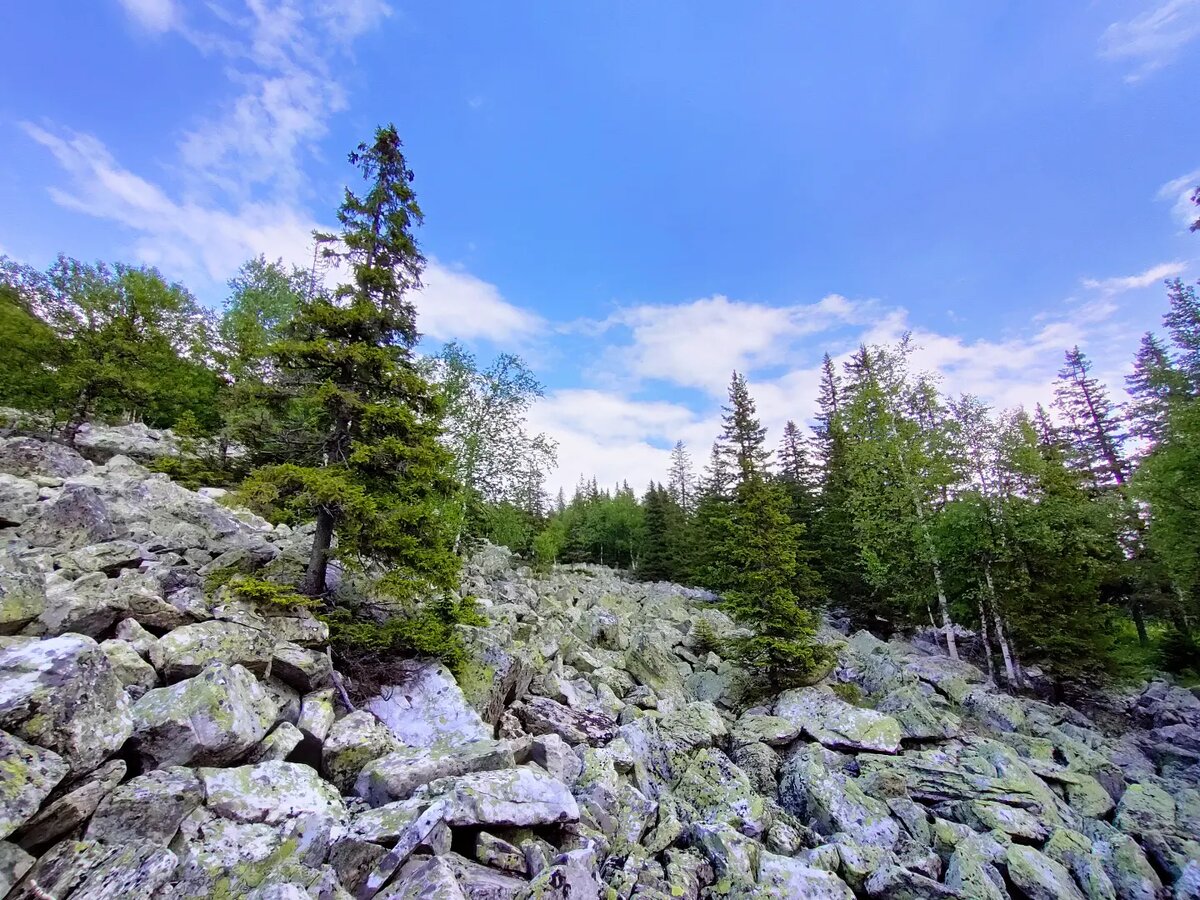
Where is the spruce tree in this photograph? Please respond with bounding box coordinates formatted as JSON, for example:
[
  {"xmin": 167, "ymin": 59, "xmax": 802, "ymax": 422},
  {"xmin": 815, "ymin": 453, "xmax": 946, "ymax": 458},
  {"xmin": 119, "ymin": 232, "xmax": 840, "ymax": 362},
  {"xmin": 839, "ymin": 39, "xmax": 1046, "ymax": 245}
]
[
  {"xmin": 1165, "ymin": 278, "xmax": 1200, "ymax": 388},
  {"xmin": 1126, "ymin": 332, "xmax": 1189, "ymax": 446},
  {"xmin": 667, "ymin": 440, "xmax": 697, "ymax": 515},
  {"xmin": 704, "ymin": 373, "xmax": 829, "ymax": 687},
  {"xmin": 639, "ymin": 483, "xmax": 682, "ymax": 582},
  {"xmin": 1054, "ymin": 346, "xmax": 1128, "ymax": 488},
  {"xmin": 240, "ymin": 124, "xmax": 457, "ymax": 602}
]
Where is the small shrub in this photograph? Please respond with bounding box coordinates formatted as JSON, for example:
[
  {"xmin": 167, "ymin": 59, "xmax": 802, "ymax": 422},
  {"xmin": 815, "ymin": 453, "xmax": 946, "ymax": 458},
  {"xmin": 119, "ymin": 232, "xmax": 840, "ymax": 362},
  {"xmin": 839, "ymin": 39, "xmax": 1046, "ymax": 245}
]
[
  {"xmin": 228, "ymin": 575, "xmax": 319, "ymax": 610},
  {"xmin": 692, "ymin": 618, "xmax": 726, "ymax": 655}
]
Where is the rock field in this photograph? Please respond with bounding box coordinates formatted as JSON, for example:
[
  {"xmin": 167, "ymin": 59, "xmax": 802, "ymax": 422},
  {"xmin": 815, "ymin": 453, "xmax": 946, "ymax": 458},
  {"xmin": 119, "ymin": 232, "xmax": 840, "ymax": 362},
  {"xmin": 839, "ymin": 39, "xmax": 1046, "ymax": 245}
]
[{"xmin": 1, "ymin": 433, "xmax": 1198, "ymax": 898}]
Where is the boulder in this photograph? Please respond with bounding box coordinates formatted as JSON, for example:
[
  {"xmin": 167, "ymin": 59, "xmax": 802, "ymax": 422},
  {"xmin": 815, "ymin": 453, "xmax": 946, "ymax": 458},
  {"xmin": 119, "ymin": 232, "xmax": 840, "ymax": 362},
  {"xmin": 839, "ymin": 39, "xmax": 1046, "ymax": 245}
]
[
  {"xmin": 875, "ymin": 682, "xmax": 960, "ymax": 740},
  {"xmin": 0, "ymin": 730, "xmax": 67, "ymax": 840},
  {"xmin": 420, "ymin": 766, "xmax": 580, "ymax": 827},
  {"xmin": 367, "ymin": 660, "xmax": 492, "ymax": 752},
  {"xmin": 270, "ymin": 642, "xmax": 333, "ymax": 693},
  {"xmin": 18, "ymin": 482, "xmax": 117, "ymax": 549},
  {"xmin": 758, "ymin": 854, "xmax": 854, "ymax": 897},
  {"xmin": 775, "ymin": 686, "xmax": 902, "ymax": 753},
  {"xmin": 12, "ymin": 758, "xmax": 125, "ymax": 850},
  {"xmin": 778, "ymin": 745, "xmax": 900, "ymax": 848},
  {"xmin": 321, "ymin": 710, "xmax": 402, "ymax": 793},
  {"xmin": 379, "ymin": 856, "xmax": 466, "ymax": 900},
  {"xmin": 1042, "ymin": 828, "xmax": 1117, "ymax": 900},
  {"xmin": 625, "ymin": 633, "xmax": 687, "ymax": 701},
  {"xmin": 0, "ymin": 437, "xmax": 91, "ymax": 479},
  {"xmin": 0, "ymin": 841, "xmax": 34, "ymax": 897},
  {"xmin": 33, "ymin": 572, "xmax": 126, "ymax": 637},
  {"xmin": 0, "ymin": 633, "xmax": 132, "ymax": 773},
  {"xmin": 68, "ymin": 540, "xmax": 145, "ymax": 576},
  {"xmin": 355, "ymin": 739, "xmax": 517, "ymax": 806},
  {"xmin": 731, "ymin": 713, "xmax": 801, "ymax": 748},
  {"xmin": 128, "ymin": 662, "xmax": 275, "ymax": 768},
  {"xmin": 1114, "ymin": 782, "xmax": 1176, "ymax": 836},
  {"xmin": 0, "ymin": 474, "xmax": 39, "ymax": 527},
  {"xmin": 515, "ymin": 695, "xmax": 618, "ymax": 746},
  {"xmin": 963, "ymin": 687, "xmax": 1027, "ymax": 733},
  {"xmin": 0, "ymin": 561, "xmax": 44, "ymax": 636},
  {"xmin": 7, "ymin": 838, "xmax": 177, "ymax": 900},
  {"xmin": 200, "ymin": 761, "xmax": 347, "ymax": 826},
  {"xmin": 99, "ymin": 638, "xmax": 158, "ymax": 697},
  {"xmin": 151, "ymin": 619, "xmax": 274, "ymax": 681},
  {"xmin": 87, "ymin": 766, "xmax": 204, "ymax": 845},
  {"xmin": 1005, "ymin": 844, "xmax": 1088, "ymax": 900},
  {"xmin": 674, "ymin": 748, "xmax": 770, "ymax": 837},
  {"xmin": 247, "ymin": 722, "xmax": 304, "ymax": 764}
]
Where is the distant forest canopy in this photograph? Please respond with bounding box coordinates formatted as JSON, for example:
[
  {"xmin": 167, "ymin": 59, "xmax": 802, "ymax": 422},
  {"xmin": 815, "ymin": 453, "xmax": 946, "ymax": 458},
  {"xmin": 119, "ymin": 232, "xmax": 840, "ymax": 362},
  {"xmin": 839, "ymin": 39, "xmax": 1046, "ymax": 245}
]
[{"xmin": 1, "ymin": 128, "xmax": 1199, "ymax": 689}]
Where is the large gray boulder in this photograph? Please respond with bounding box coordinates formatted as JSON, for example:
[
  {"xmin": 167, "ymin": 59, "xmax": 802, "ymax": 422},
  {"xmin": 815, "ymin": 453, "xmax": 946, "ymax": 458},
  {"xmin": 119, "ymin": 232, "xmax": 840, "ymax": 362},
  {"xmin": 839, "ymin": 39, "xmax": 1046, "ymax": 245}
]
[
  {"xmin": 355, "ymin": 739, "xmax": 516, "ymax": 806},
  {"xmin": 151, "ymin": 619, "xmax": 274, "ymax": 681},
  {"xmin": 419, "ymin": 766, "xmax": 580, "ymax": 827},
  {"xmin": 0, "ymin": 556, "xmax": 44, "ymax": 636},
  {"xmin": 0, "ymin": 475, "xmax": 38, "ymax": 528},
  {"xmin": 1006, "ymin": 844, "xmax": 1088, "ymax": 900},
  {"xmin": 0, "ymin": 437, "xmax": 91, "ymax": 479},
  {"xmin": 774, "ymin": 686, "xmax": 902, "ymax": 754},
  {"xmin": 12, "ymin": 758, "xmax": 125, "ymax": 850},
  {"xmin": 200, "ymin": 761, "xmax": 347, "ymax": 826},
  {"xmin": 514, "ymin": 695, "xmax": 618, "ymax": 746},
  {"xmin": 321, "ymin": 710, "xmax": 402, "ymax": 793},
  {"xmin": 758, "ymin": 851, "xmax": 855, "ymax": 898},
  {"xmin": 7, "ymin": 838, "xmax": 177, "ymax": 900},
  {"xmin": 367, "ymin": 660, "xmax": 492, "ymax": 752},
  {"xmin": 0, "ymin": 730, "xmax": 67, "ymax": 840},
  {"xmin": 128, "ymin": 662, "xmax": 276, "ymax": 768},
  {"xmin": 778, "ymin": 745, "xmax": 900, "ymax": 848},
  {"xmin": 0, "ymin": 633, "xmax": 132, "ymax": 773},
  {"xmin": 87, "ymin": 766, "xmax": 204, "ymax": 845}
]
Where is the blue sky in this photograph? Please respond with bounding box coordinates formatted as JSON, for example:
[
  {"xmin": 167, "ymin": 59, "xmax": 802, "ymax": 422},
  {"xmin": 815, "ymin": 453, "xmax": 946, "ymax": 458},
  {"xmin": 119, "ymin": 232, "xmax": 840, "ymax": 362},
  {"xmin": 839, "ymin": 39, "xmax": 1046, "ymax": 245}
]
[{"xmin": 2, "ymin": 1, "xmax": 1199, "ymax": 490}]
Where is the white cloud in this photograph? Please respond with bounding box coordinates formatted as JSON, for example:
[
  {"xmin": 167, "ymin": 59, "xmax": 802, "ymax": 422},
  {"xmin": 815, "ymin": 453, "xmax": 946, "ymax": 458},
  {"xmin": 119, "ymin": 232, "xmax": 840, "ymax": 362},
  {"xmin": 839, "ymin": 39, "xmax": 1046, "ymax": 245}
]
[
  {"xmin": 1158, "ymin": 169, "xmax": 1200, "ymax": 229},
  {"xmin": 1082, "ymin": 260, "xmax": 1186, "ymax": 293},
  {"xmin": 117, "ymin": 0, "xmax": 178, "ymax": 32},
  {"xmin": 417, "ymin": 262, "xmax": 545, "ymax": 344},
  {"xmin": 600, "ymin": 293, "xmax": 867, "ymax": 395},
  {"xmin": 1099, "ymin": 0, "xmax": 1200, "ymax": 81}
]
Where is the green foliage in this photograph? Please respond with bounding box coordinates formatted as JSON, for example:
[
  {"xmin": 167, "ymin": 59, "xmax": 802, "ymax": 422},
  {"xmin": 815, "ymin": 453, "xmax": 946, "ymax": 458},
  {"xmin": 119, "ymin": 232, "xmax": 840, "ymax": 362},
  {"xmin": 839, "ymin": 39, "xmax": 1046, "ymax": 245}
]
[
  {"xmin": 0, "ymin": 255, "xmax": 223, "ymax": 439},
  {"xmin": 239, "ymin": 125, "xmax": 459, "ymax": 601},
  {"xmin": 323, "ymin": 595, "xmax": 484, "ymax": 677},
  {"xmin": 228, "ymin": 575, "xmax": 319, "ymax": 610},
  {"xmin": 691, "ymin": 618, "xmax": 726, "ymax": 656}
]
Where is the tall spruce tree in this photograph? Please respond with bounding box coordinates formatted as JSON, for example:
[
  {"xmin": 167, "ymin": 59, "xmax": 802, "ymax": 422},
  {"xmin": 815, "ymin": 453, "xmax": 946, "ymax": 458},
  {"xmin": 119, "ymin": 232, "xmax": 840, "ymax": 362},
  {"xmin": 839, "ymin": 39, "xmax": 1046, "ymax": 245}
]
[
  {"xmin": 1126, "ymin": 332, "xmax": 1190, "ymax": 446},
  {"xmin": 1055, "ymin": 346, "xmax": 1128, "ymax": 489},
  {"xmin": 667, "ymin": 440, "xmax": 697, "ymax": 515},
  {"xmin": 240, "ymin": 125, "xmax": 457, "ymax": 602},
  {"xmin": 703, "ymin": 372, "xmax": 829, "ymax": 688},
  {"xmin": 1164, "ymin": 278, "xmax": 1200, "ymax": 388}
]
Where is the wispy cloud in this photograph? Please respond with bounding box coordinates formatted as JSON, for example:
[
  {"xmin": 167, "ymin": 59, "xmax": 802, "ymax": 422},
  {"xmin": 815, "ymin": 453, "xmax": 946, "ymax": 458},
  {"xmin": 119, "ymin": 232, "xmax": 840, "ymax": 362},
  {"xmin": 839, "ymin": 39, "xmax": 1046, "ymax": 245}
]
[
  {"xmin": 1099, "ymin": 0, "xmax": 1200, "ymax": 82},
  {"xmin": 116, "ymin": 0, "xmax": 178, "ymax": 32},
  {"xmin": 1159, "ymin": 168, "xmax": 1200, "ymax": 229},
  {"xmin": 1082, "ymin": 260, "xmax": 1186, "ymax": 293}
]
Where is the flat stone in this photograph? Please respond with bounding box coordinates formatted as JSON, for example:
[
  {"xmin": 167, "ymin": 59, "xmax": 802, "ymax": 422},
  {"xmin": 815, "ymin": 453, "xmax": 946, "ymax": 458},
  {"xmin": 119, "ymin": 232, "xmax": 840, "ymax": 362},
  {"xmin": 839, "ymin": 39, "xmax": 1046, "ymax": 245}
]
[
  {"xmin": 419, "ymin": 766, "xmax": 580, "ymax": 827},
  {"xmin": 87, "ymin": 766, "xmax": 203, "ymax": 845},
  {"xmin": 1114, "ymin": 782, "xmax": 1176, "ymax": 836},
  {"xmin": 367, "ymin": 660, "xmax": 492, "ymax": 753},
  {"xmin": 775, "ymin": 686, "xmax": 902, "ymax": 753},
  {"xmin": 355, "ymin": 739, "xmax": 516, "ymax": 806},
  {"xmin": 200, "ymin": 761, "xmax": 347, "ymax": 826},
  {"xmin": 151, "ymin": 619, "xmax": 274, "ymax": 681},
  {"xmin": 270, "ymin": 642, "xmax": 333, "ymax": 693},
  {"xmin": 515, "ymin": 695, "xmax": 618, "ymax": 747},
  {"xmin": 731, "ymin": 713, "xmax": 801, "ymax": 748},
  {"xmin": 247, "ymin": 721, "xmax": 304, "ymax": 763},
  {"xmin": 759, "ymin": 851, "xmax": 855, "ymax": 898}
]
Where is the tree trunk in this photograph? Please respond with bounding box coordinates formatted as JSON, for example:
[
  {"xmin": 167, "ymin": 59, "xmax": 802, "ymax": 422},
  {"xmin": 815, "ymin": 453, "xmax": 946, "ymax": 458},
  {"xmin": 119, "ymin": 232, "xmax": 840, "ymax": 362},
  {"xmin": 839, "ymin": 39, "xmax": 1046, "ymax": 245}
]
[
  {"xmin": 302, "ymin": 506, "xmax": 336, "ymax": 597},
  {"xmin": 61, "ymin": 386, "xmax": 95, "ymax": 449},
  {"xmin": 983, "ymin": 565, "xmax": 1019, "ymax": 687},
  {"xmin": 977, "ymin": 593, "xmax": 997, "ymax": 685},
  {"xmin": 1131, "ymin": 599, "xmax": 1149, "ymax": 646},
  {"xmin": 931, "ymin": 557, "xmax": 959, "ymax": 660}
]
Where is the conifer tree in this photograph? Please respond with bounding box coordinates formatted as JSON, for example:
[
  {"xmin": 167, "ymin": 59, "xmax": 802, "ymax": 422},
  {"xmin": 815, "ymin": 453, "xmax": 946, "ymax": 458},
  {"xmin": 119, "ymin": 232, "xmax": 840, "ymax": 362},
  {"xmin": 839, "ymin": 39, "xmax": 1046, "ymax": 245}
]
[
  {"xmin": 1055, "ymin": 346, "xmax": 1128, "ymax": 488},
  {"xmin": 639, "ymin": 483, "xmax": 682, "ymax": 582},
  {"xmin": 703, "ymin": 373, "xmax": 829, "ymax": 687},
  {"xmin": 1126, "ymin": 332, "xmax": 1190, "ymax": 446},
  {"xmin": 1164, "ymin": 278, "xmax": 1200, "ymax": 389},
  {"xmin": 667, "ymin": 440, "xmax": 697, "ymax": 515},
  {"xmin": 240, "ymin": 125, "xmax": 457, "ymax": 601}
]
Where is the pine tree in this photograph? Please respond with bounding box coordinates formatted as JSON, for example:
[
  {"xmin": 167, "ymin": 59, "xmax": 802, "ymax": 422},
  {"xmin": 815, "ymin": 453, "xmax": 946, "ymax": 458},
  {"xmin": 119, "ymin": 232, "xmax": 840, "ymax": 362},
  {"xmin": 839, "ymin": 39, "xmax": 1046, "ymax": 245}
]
[
  {"xmin": 240, "ymin": 124, "xmax": 457, "ymax": 602},
  {"xmin": 667, "ymin": 440, "xmax": 697, "ymax": 515},
  {"xmin": 639, "ymin": 483, "xmax": 682, "ymax": 582},
  {"xmin": 1054, "ymin": 346, "xmax": 1128, "ymax": 488},
  {"xmin": 1126, "ymin": 332, "xmax": 1190, "ymax": 446},
  {"xmin": 1165, "ymin": 279, "xmax": 1200, "ymax": 388},
  {"xmin": 702, "ymin": 374, "xmax": 829, "ymax": 688},
  {"xmin": 720, "ymin": 372, "xmax": 770, "ymax": 483}
]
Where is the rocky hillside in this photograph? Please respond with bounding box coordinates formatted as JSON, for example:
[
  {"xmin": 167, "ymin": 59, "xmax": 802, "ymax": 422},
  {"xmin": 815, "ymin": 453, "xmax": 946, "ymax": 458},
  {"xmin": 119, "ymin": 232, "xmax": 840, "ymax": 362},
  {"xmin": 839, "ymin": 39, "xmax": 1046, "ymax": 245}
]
[{"xmin": 1, "ymin": 435, "xmax": 1198, "ymax": 899}]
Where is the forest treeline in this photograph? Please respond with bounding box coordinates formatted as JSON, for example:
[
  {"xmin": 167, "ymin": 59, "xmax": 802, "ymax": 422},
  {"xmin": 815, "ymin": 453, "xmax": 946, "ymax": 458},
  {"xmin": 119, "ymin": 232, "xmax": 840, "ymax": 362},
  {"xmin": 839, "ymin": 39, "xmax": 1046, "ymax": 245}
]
[{"xmin": 2, "ymin": 123, "xmax": 1198, "ymax": 689}]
